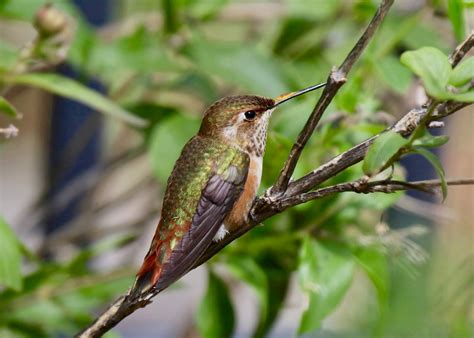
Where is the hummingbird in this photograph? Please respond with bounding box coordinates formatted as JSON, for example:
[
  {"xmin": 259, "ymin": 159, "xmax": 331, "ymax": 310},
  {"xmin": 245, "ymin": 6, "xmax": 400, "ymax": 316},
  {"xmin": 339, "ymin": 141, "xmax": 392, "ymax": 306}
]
[{"xmin": 130, "ymin": 82, "xmax": 326, "ymax": 299}]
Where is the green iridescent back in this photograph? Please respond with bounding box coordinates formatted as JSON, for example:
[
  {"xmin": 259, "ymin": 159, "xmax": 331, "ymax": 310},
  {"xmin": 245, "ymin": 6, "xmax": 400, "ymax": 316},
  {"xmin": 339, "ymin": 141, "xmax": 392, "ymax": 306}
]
[{"xmin": 157, "ymin": 135, "xmax": 249, "ymax": 250}]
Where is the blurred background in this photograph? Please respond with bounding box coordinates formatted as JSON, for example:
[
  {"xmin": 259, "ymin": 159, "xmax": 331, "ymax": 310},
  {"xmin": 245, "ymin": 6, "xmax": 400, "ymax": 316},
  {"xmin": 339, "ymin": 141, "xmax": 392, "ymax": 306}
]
[{"xmin": 0, "ymin": 0, "xmax": 472, "ymax": 337}]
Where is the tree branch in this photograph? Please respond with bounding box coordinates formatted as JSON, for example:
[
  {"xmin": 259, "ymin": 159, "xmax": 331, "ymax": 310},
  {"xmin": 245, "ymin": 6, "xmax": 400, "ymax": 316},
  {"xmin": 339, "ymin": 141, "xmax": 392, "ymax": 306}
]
[
  {"xmin": 271, "ymin": 0, "xmax": 394, "ymax": 194},
  {"xmin": 77, "ymin": 296, "xmax": 150, "ymax": 338}
]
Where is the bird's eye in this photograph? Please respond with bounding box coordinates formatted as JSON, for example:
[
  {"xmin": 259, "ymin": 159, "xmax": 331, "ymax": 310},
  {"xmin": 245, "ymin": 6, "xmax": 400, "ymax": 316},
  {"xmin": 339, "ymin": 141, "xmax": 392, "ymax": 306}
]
[{"xmin": 244, "ymin": 111, "xmax": 257, "ymax": 120}]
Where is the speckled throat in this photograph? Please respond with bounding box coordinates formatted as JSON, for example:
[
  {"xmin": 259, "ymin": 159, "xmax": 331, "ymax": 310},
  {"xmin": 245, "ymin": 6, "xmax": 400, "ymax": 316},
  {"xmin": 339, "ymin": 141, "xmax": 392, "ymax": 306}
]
[{"xmin": 243, "ymin": 109, "xmax": 272, "ymax": 157}]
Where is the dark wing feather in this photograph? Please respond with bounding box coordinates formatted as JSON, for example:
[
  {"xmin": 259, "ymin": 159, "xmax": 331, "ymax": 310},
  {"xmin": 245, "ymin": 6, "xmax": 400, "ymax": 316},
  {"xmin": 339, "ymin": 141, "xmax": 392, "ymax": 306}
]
[{"xmin": 155, "ymin": 164, "xmax": 247, "ymax": 292}]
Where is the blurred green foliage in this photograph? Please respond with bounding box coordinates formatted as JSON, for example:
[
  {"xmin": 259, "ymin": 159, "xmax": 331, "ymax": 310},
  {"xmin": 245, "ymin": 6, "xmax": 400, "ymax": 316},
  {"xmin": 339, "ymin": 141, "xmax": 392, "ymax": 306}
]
[
  {"xmin": 0, "ymin": 0, "xmax": 472, "ymax": 337},
  {"xmin": 0, "ymin": 217, "xmax": 23, "ymax": 291},
  {"xmin": 196, "ymin": 270, "xmax": 235, "ymax": 338}
]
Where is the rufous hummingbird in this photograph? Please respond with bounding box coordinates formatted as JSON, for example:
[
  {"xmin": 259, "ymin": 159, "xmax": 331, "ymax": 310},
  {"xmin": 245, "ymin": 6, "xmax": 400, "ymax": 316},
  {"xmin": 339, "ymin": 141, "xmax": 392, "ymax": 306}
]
[{"xmin": 130, "ymin": 82, "xmax": 326, "ymax": 299}]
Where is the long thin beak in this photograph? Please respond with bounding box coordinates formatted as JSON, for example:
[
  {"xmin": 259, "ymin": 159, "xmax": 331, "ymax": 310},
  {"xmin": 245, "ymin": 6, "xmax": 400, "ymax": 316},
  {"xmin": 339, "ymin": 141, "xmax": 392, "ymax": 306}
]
[{"xmin": 273, "ymin": 82, "xmax": 326, "ymax": 107}]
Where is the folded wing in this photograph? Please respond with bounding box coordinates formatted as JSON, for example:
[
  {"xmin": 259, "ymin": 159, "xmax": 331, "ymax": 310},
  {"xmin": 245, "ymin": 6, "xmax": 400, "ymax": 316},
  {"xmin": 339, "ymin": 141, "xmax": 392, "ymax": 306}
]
[{"xmin": 132, "ymin": 137, "xmax": 249, "ymax": 298}]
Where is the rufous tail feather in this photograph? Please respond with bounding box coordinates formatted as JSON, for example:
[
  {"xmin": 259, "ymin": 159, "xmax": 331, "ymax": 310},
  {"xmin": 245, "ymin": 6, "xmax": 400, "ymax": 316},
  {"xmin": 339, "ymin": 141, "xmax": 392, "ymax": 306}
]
[{"xmin": 128, "ymin": 253, "xmax": 161, "ymax": 300}]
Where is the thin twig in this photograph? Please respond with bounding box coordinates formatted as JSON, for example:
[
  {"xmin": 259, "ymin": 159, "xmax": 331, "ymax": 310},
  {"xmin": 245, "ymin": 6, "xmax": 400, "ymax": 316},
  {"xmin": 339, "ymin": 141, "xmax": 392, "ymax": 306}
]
[
  {"xmin": 276, "ymin": 178, "xmax": 474, "ymax": 210},
  {"xmin": 449, "ymin": 32, "xmax": 474, "ymax": 66},
  {"xmin": 271, "ymin": 0, "xmax": 395, "ymax": 194},
  {"xmin": 77, "ymin": 296, "xmax": 149, "ymax": 338}
]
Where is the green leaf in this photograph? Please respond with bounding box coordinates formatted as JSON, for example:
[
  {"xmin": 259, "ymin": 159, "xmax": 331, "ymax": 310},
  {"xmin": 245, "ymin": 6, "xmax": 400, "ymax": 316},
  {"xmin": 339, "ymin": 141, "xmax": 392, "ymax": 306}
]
[
  {"xmin": 162, "ymin": 0, "xmax": 178, "ymax": 33},
  {"xmin": 54, "ymin": 275, "xmax": 133, "ymax": 327},
  {"xmin": 0, "ymin": 217, "xmax": 23, "ymax": 291},
  {"xmin": 401, "ymin": 47, "xmax": 474, "ymax": 103},
  {"xmin": 252, "ymin": 267, "xmax": 290, "ymax": 338},
  {"xmin": 0, "ymin": 97, "xmax": 19, "ymax": 118},
  {"xmin": 449, "ymin": 57, "xmax": 474, "ymax": 87},
  {"xmin": 288, "ymin": 0, "xmax": 342, "ymax": 20},
  {"xmin": 400, "ymin": 47, "xmax": 452, "ymax": 99},
  {"xmin": 447, "ymin": 0, "xmax": 466, "ymax": 41},
  {"xmin": 450, "ymin": 90, "xmax": 474, "ymax": 103},
  {"xmin": 6, "ymin": 299, "xmax": 71, "ymax": 332},
  {"xmin": 334, "ymin": 72, "xmax": 363, "ymax": 113},
  {"xmin": 0, "ymin": 40, "xmax": 18, "ymax": 71},
  {"xmin": 262, "ymin": 131, "xmax": 294, "ymax": 185},
  {"xmin": 189, "ymin": 0, "xmax": 230, "ymax": 19},
  {"xmin": 2, "ymin": 267, "xmax": 132, "ymax": 335},
  {"xmin": 183, "ymin": 39, "xmax": 288, "ymax": 96},
  {"xmin": 413, "ymin": 147, "xmax": 447, "ymax": 200},
  {"xmin": 8, "ymin": 73, "xmax": 147, "ymax": 127},
  {"xmin": 363, "ymin": 131, "xmax": 409, "ymax": 175},
  {"xmin": 0, "ymin": 1, "xmax": 85, "ymax": 27},
  {"xmin": 196, "ymin": 270, "xmax": 235, "ymax": 338},
  {"xmin": 374, "ymin": 55, "xmax": 412, "ymax": 93},
  {"xmin": 226, "ymin": 256, "xmax": 269, "ymax": 334},
  {"xmin": 412, "ymin": 134, "xmax": 449, "ymax": 148},
  {"xmin": 298, "ymin": 238, "xmax": 355, "ymax": 334},
  {"xmin": 67, "ymin": 20, "xmax": 100, "ymax": 73},
  {"xmin": 0, "ymin": 0, "xmax": 41, "ymax": 20},
  {"xmin": 401, "ymin": 23, "xmax": 450, "ymax": 52},
  {"xmin": 148, "ymin": 114, "xmax": 200, "ymax": 183},
  {"xmin": 67, "ymin": 233, "xmax": 136, "ymax": 273},
  {"xmin": 0, "ymin": 326, "xmax": 48, "ymax": 338},
  {"xmin": 354, "ymin": 246, "xmax": 389, "ymax": 309},
  {"xmin": 89, "ymin": 26, "xmax": 179, "ymax": 84},
  {"xmin": 352, "ymin": 190, "xmax": 403, "ymax": 210},
  {"xmin": 0, "ymin": 263, "xmax": 60, "ymax": 303},
  {"xmin": 3, "ymin": 322, "xmax": 50, "ymax": 338}
]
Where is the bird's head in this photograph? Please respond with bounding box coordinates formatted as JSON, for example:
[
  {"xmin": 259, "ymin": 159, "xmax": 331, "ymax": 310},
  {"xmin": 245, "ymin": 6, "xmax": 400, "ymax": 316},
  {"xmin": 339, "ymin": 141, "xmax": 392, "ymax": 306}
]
[{"xmin": 198, "ymin": 83, "xmax": 325, "ymax": 156}]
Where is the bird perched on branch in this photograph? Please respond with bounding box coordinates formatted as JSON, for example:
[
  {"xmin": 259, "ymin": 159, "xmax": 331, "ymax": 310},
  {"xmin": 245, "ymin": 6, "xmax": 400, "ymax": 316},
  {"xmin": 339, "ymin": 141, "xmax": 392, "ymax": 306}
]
[{"xmin": 130, "ymin": 82, "xmax": 326, "ymax": 299}]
